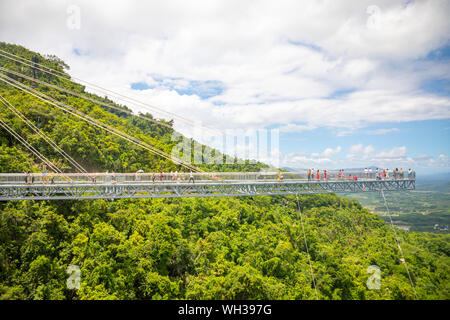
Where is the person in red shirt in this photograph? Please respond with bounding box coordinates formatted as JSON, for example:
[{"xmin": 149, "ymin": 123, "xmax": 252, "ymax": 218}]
[
  {"xmin": 323, "ymin": 170, "xmax": 327, "ymax": 180},
  {"xmin": 353, "ymin": 175, "xmax": 358, "ymax": 181},
  {"xmin": 316, "ymin": 170, "xmax": 320, "ymax": 180}
]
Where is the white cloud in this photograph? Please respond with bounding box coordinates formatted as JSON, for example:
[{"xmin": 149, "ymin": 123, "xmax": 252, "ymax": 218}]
[
  {"xmin": 278, "ymin": 145, "xmax": 449, "ymax": 170},
  {"xmin": 438, "ymin": 154, "xmax": 450, "ymax": 166},
  {"xmin": 414, "ymin": 153, "xmax": 432, "ymax": 161},
  {"xmin": 363, "ymin": 145, "xmax": 375, "ymax": 155},
  {"xmin": 367, "ymin": 128, "xmax": 400, "ymax": 135},
  {"xmin": 349, "ymin": 144, "xmax": 363, "ymax": 154},
  {"xmin": 278, "ymin": 123, "xmax": 316, "ymax": 133},
  {"xmin": 0, "ymin": 0, "xmax": 448, "ymax": 135},
  {"xmin": 0, "ymin": 0, "xmax": 449, "ymax": 170},
  {"xmin": 322, "ymin": 146, "xmax": 342, "ymax": 157},
  {"xmin": 374, "ymin": 146, "xmax": 407, "ymax": 160}
]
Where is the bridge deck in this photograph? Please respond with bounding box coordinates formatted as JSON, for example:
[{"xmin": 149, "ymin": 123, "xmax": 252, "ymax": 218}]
[{"xmin": 0, "ymin": 178, "xmax": 415, "ymax": 201}]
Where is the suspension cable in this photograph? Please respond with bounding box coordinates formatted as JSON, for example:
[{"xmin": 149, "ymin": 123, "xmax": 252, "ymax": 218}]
[
  {"xmin": 0, "ymin": 74, "xmax": 197, "ymax": 172},
  {"xmin": 0, "ymin": 74, "xmax": 202, "ymax": 172},
  {"xmin": 0, "ymin": 73, "xmax": 202, "ymax": 172},
  {"xmin": 0, "ymin": 94, "xmax": 88, "ymax": 173},
  {"xmin": 0, "ymin": 66, "xmax": 174, "ymax": 130},
  {"xmin": 0, "ymin": 49, "xmax": 223, "ymax": 136},
  {"xmin": 380, "ymin": 189, "xmax": 418, "ymax": 299},
  {"xmin": 295, "ymin": 193, "xmax": 319, "ymax": 299},
  {"xmin": 0, "ymin": 117, "xmax": 62, "ymax": 173}
]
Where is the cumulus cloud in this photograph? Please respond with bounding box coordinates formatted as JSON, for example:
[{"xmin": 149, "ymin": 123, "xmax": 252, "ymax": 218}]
[
  {"xmin": 438, "ymin": 154, "xmax": 450, "ymax": 166},
  {"xmin": 278, "ymin": 123, "xmax": 316, "ymax": 133},
  {"xmin": 367, "ymin": 128, "xmax": 400, "ymax": 135},
  {"xmin": 321, "ymin": 146, "xmax": 342, "ymax": 158},
  {"xmin": 0, "ymin": 0, "xmax": 448, "ymax": 133},
  {"xmin": 278, "ymin": 144, "xmax": 449, "ymax": 170},
  {"xmin": 414, "ymin": 153, "xmax": 432, "ymax": 161},
  {"xmin": 349, "ymin": 144, "xmax": 364, "ymax": 154},
  {"xmin": 0, "ymin": 0, "xmax": 449, "ymax": 170},
  {"xmin": 374, "ymin": 146, "xmax": 407, "ymax": 160}
]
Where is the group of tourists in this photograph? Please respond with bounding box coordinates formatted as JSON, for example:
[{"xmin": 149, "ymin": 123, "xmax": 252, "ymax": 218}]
[
  {"xmin": 148, "ymin": 171, "xmax": 195, "ymax": 184},
  {"xmin": 94, "ymin": 170, "xmax": 196, "ymax": 184},
  {"xmin": 307, "ymin": 169, "xmax": 329, "ymax": 181},
  {"xmin": 374, "ymin": 168, "xmax": 415, "ymax": 181},
  {"xmin": 24, "ymin": 171, "xmax": 55, "ymax": 185},
  {"xmin": 22, "ymin": 167, "xmax": 416, "ymax": 185},
  {"xmin": 22, "ymin": 170, "xmax": 197, "ymax": 186},
  {"xmin": 305, "ymin": 168, "xmax": 415, "ymax": 181},
  {"xmin": 335, "ymin": 170, "xmax": 359, "ymax": 181}
]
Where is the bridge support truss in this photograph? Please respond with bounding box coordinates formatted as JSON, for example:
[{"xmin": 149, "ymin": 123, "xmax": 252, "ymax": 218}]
[{"xmin": 0, "ymin": 180, "xmax": 415, "ymax": 201}]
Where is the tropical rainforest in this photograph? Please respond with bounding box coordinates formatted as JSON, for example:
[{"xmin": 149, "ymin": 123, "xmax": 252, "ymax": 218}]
[{"xmin": 0, "ymin": 42, "xmax": 448, "ymax": 300}]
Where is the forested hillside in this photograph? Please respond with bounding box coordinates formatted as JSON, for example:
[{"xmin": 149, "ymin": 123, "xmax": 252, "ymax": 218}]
[
  {"xmin": 0, "ymin": 43, "xmax": 448, "ymax": 300},
  {"xmin": 0, "ymin": 42, "xmax": 267, "ymax": 173}
]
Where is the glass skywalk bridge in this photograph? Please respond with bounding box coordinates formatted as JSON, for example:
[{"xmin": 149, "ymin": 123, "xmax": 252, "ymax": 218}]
[{"xmin": 0, "ymin": 171, "xmax": 415, "ymax": 201}]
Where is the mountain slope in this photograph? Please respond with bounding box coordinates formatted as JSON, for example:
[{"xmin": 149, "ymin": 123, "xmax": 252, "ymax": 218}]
[{"xmin": 0, "ymin": 42, "xmax": 268, "ymax": 173}]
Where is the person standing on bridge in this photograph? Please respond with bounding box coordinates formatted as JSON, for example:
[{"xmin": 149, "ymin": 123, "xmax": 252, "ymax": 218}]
[
  {"xmin": 42, "ymin": 170, "xmax": 48, "ymax": 185},
  {"xmin": 189, "ymin": 171, "xmax": 195, "ymax": 184},
  {"xmin": 277, "ymin": 169, "xmax": 283, "ymax": 181},
  {"xmin": 323, "ymin": 170, "xmax": 327, "ymax": 181},
  {"xmin": 50, "ymin": 172, "xmax": 55, "ymax": 184},
  {"xmin": 135, "ymin": 170, "xmax": 143, "ymax": 182},
  {"xmin": 400, "ymin": 168, "xmax": 404, "ymax": 179},
  {"xmin": 408, "ymin": 168, "xmax": 412, "ymax": 180},
  {"xmin": 307, "ymin": 169, "xmax": 311, "ymax": 181},
  {"xmin": 159, "ymin": 171, "xmax": 163, "ymax": 183},
  {"xmin": 27, "ymin": 172, "xmax": 33, "ymax": 185},
  {"xmin": 316, "ymin": 170, "xmax": 320, "ymax": 181},
  {"xmin": 111, "ymin": 171, "xmax": 116, "ymax": 184},
  {"xmin": 152, "ymin": 173, "xmax": 156, "ymax": 184}
]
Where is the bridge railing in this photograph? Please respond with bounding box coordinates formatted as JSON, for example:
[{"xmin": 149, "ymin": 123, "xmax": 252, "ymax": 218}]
[{"xmin": 0, "ymin": 170, "xmax": 416, "ymax": 185}]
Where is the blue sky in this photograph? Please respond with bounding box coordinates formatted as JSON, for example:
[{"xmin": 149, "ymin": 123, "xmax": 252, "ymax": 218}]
[
  {"xmin": 0, "ymin": 0, "xmax": 449, "ymax": 173},
  {"xmin": 279, "ymin": 120, "xmax": 450, "ymax": 155}
]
